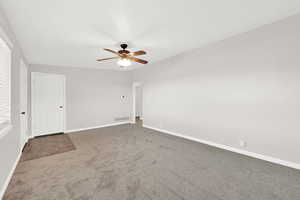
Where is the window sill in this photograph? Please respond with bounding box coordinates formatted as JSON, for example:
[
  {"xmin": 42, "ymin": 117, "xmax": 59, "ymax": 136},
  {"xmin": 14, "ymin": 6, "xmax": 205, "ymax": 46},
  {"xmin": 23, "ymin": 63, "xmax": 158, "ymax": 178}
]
[{"xmin": 0, "ymin": 124, "xmax": 12, "ymax": 140}]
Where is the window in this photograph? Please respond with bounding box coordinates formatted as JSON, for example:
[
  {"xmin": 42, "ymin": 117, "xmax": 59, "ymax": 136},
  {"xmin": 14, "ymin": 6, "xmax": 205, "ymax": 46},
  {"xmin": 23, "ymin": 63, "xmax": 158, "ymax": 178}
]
[{"xmin": 0, "ymin": 35, "xmax": 11, "ymax": 134}]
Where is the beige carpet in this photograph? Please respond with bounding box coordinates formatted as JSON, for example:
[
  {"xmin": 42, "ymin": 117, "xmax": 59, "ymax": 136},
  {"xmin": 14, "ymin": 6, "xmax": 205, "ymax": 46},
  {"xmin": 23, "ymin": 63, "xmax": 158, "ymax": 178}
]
[
  {"xmin": 21, "ymin": 134, "xmax": 76, "ymax": 162},
  {"xmin": 4, "ymin": 122, "xmax": 300, "ymax": 200}
]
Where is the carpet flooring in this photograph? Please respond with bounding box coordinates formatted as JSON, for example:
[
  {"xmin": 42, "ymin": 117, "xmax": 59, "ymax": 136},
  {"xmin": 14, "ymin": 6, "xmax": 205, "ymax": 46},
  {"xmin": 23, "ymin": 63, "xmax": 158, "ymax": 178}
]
[
  {"xmin": 4, "ymin": 122, "xmax": 300, "ymax": 200},
  {"xmin": 20, "ymin": 134, "xmax": 76, "ymax": 162}
]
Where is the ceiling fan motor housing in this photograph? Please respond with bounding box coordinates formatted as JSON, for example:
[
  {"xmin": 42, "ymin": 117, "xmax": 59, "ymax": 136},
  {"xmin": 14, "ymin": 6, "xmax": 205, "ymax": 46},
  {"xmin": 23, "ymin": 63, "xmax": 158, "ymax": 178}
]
[
  {"xmin": 118, "ymin": 44, "xmax": 130, "ymax": 54},
  {"xmin": 118, "ymin": 50, "xmax": 130, "ymax": 54}
]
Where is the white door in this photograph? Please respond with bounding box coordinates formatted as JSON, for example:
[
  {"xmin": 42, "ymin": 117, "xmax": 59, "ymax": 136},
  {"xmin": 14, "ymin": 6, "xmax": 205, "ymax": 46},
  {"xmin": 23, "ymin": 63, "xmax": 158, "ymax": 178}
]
[
  {"xmin": 32, "ymin": 72, "xmax": 65, "ymax": 136},
  {"xmin": 20, "ymin": 61, "xmax": 28, "ymax": 148}
]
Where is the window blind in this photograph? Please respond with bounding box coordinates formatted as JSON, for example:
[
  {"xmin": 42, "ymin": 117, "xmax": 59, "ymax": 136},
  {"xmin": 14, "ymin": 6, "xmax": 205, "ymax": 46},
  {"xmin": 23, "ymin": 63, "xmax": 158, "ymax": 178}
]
[{"xmin": 0, "ymin": 36, "xmax": 11, "ymax": 131}]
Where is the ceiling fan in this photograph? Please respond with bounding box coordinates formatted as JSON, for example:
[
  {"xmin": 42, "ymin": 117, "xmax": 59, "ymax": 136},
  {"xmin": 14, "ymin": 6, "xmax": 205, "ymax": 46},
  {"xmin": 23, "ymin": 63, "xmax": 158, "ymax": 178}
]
[{"xmin": 97, "ymin": 44, "xmax": 148, "ymax": 67}]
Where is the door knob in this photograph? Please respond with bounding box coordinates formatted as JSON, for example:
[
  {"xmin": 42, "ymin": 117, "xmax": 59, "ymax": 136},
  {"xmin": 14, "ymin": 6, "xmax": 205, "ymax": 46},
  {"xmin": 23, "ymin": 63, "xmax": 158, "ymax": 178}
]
[{"xmin": 21, "ymin": 112, "xmax": 26, "ymax": 115}]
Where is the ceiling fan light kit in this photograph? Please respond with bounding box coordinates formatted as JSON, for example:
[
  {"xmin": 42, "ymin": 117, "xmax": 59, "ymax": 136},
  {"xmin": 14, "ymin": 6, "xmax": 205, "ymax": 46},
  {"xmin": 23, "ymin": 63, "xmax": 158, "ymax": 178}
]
[
  {"xmin": 117, "ymin": 58, "xmax": 132, "ymax": 67},
  {"xmin": 96, "ymin": 43, "xmax": 148, "ymax": 68}
]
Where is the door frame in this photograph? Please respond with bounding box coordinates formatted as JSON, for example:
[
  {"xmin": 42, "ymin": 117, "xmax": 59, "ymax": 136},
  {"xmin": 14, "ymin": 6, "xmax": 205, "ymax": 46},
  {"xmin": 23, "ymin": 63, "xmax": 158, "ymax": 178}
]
[
  {"xmin": 132, "ymin": 82, "xmax": 143, "ymax": 123},
  {"xmin": 31, "ymin": 72, "xmax": 66, "ymax": 137},
  {"xmin": 19, "ymin": 60, "xmax": 28, "ymax": 148}
]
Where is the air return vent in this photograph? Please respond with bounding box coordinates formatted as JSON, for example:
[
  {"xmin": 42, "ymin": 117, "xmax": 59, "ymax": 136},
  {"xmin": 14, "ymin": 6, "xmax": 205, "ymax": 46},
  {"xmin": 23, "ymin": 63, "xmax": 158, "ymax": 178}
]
[{"xmin": 114, "ymin": 117, "xmax": 130, "ymax": 121}]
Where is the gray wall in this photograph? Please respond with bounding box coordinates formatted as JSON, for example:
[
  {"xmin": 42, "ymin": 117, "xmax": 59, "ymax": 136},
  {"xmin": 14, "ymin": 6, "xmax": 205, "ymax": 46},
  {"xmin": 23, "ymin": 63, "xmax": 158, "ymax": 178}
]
[
  {"xmin": 133, "ymin": 14, "xmax": 300, "ymax": 164},
  {"xmin": 0, "ymin": 7, "xmax": 27, "ymax": 196},
  {"xmin": 30, "ymin": 65, "xmax": 133, "ymax": 133}
]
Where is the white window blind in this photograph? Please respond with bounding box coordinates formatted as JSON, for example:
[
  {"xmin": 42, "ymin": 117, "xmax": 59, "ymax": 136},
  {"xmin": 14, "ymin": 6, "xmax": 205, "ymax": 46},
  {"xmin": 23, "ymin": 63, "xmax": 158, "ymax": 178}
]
[{"xmin": 0, "ymin": 36, "xmax": 11, "ymax": 131}]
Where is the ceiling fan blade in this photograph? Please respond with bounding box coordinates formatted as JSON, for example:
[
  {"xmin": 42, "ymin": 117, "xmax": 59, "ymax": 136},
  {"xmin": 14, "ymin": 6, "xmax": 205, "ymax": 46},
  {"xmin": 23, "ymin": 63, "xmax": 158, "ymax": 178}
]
[
  {"xmin": 130, "ymin": 50, "xmax": 146, "ymax": 56},
  {"xmin": 96, "ymin": 57, "xmax": 119, "ymax": 61},
  {"xmin": 129, "ymin": 57, "xmax": 148, "ymax": 64},
  {"xmin": 103, "ymin": 48, "xmax": 121, "ymax": 56}
]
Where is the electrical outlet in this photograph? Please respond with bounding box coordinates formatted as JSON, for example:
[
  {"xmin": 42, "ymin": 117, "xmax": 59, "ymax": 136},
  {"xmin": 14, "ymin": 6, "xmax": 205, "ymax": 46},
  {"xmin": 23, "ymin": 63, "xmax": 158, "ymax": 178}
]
[{"xmin": 239, "ymin": 139, "xmax": 247, "ymax": 147}]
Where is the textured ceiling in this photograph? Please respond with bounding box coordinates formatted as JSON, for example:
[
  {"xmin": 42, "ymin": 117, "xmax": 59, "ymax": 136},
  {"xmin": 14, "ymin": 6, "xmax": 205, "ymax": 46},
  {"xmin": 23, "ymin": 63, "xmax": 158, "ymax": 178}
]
[{"xmin": 1, "ymin": 0, "xmax": 300, "ymax": 70}]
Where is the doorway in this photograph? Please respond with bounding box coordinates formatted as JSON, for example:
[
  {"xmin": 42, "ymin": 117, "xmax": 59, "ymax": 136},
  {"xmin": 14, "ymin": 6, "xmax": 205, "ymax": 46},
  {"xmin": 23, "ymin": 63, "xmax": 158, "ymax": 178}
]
[
  {"xmin": 132, "ymin": 82, "xmax": 143, "ymax": 126},
  {"xmin": 20, "ymin": 60, "xmax": 28, "ymax": 148},
  {"xmin": 31, "ymin": 72, "xmax": 66, "ymax": 137}
]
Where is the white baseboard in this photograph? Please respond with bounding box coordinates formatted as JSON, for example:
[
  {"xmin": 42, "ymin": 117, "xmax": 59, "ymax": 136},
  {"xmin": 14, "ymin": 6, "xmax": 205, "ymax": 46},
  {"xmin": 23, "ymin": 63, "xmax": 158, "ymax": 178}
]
[
  {"xmin": 143, "ymin": 124, "xmax": 300, "ymax": 170},
  {"xmin": 65, "ymin": 121, "xmax": 131, "ymax": 133},
  {"xmin": 0, "ymin": 149, "xmax": 22, "ymax": 199}
]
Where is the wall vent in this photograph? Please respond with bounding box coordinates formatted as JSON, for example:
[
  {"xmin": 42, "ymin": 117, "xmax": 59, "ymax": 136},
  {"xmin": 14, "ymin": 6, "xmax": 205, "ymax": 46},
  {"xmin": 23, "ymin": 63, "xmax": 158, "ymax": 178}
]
[{"xmin": 114, "ymin": 117, "xmax": 130, "ymax": 121}]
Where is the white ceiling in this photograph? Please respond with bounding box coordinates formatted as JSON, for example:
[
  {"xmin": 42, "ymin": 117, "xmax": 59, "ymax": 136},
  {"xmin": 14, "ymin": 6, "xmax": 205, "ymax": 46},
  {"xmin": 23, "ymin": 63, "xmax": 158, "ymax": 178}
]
[{"xmin": 1, "ymin": 0, "xmax": 300, "ymax": 70}]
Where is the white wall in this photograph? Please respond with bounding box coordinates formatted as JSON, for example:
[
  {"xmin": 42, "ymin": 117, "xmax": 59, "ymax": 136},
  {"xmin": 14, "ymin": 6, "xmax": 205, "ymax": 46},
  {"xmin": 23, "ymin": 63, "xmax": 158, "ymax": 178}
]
[
  {"xmin": 135, "ymin": 86, "xmax": 143, "ymax": 117},
  {"xmin": 0, "ymin": 7, "xmax": 28, "ymax": 198},
  {"xmin": 133, "ymin": 14, "xmax": 300, "ymax": 165},
  {"xmin": 30, "ymin": 65, "xmax": 132, "ymax": 133}
]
